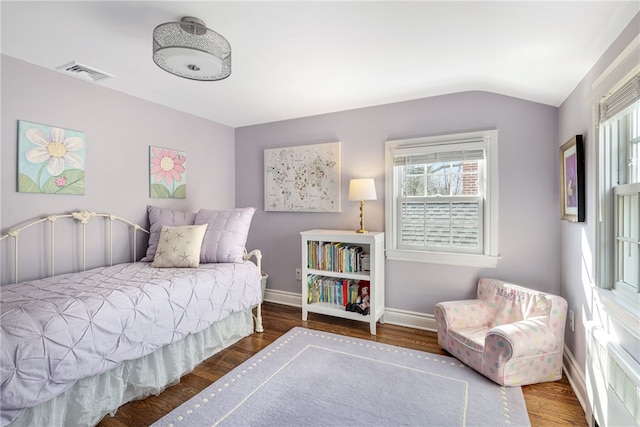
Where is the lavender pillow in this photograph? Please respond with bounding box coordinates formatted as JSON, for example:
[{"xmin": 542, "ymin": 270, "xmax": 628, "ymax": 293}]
[
  {"xmin": 141, "ymin": 205, "xmax": 196, "ymax": 262},
  {"xmin": 194, "ymin": 207, "xmax": 256, "ymax": 263}
]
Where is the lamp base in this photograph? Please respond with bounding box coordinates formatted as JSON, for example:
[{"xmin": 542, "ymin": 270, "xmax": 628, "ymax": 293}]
[{"xmin": 356, "ymin": 200, "xmax": 369, "ymax": 234}]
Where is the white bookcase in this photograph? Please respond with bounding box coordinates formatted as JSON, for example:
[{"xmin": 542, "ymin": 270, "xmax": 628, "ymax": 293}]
[{"xmin": 301, "ymin": 229, "xmax": 385, "ymax": 334}]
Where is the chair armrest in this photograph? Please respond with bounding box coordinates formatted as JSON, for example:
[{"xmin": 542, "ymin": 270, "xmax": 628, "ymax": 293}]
[
  {"xmin": 486, "ymin": 317, "xmax": 557, "ymax": 358},
  {"xmin": 435, "ymin": 299, "xmax": 489, "ymax": 330}
]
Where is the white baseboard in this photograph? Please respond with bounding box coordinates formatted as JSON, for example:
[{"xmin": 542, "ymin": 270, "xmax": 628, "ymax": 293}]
[
  {"xmin": 263, "ymin": 289, "xmax": 302, "ymax": 307},
  {"xmin": 383, "ymin": 307, "xmax": 438, "ymax": 331},
  {"xmin": 562, "ymin": 344, "xmax": 589, "ymax": 422},
  {"xmin": 264, "ymin": 290, "xmax": 437, "ymax": 331}
]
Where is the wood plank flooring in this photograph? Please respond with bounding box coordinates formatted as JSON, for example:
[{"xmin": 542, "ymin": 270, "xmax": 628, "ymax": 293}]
[{"xmin": 97, "ymin": 302, "xmax": 587, "ymax": 427}]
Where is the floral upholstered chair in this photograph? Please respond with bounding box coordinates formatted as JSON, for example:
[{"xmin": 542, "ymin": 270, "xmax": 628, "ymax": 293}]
[{"xmin": 434, "ymin": 278, "xmax": 567, "ymax": 386}]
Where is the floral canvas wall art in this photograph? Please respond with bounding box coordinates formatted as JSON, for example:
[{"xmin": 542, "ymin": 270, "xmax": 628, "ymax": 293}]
[
  {"xmin": 17, "ymin": 120, "xmax": 86, "ymax": 195},
  {"xmin": 149, "ymin": 146, "xmax": 187, "ymax": 199}
]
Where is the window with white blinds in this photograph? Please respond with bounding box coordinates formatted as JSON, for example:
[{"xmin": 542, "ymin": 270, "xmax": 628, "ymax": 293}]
[
  {"xmin": 385, "ymin": 130, "xmax": 499, "ymax": 267},
  {"xmin": 597, "ymin": 71, "xmax": 640, "ymax": 308}
]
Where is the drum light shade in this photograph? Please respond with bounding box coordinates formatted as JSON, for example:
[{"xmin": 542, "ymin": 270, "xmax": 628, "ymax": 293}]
[{"xmin": 153, "ymin": 17, "xmax": 231, "ymax": 81}]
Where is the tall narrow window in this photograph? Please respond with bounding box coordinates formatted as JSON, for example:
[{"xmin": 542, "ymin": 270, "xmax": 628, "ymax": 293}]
[
  {"xmin": 385, "ymin": 130, "xmax": 499, "ymax": 267},
  {"xmin": 597, "ymin": 72, "xmax": 640, "ymax": 309}
]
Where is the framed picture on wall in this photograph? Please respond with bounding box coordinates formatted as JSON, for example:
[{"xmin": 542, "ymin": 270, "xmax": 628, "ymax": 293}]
[
  {"xmin": 560, "ymin": 135, "xmax": 585, "ymax": 222},
  {"xmin": 264, "ymin": 141, "xmax": 341, "ymax": 212},
  {"xmin": 149, "ymin": 146, "xmax": 187, "ymax": 199},
  {"xmin": 17, "ymin": 120, "xmax": 86, "ymax": 195}
]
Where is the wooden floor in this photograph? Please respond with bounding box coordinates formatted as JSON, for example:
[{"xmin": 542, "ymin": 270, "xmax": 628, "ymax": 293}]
[{"xmin": 98, "ymin": 302, "xmax": 587, "ymax": 427}]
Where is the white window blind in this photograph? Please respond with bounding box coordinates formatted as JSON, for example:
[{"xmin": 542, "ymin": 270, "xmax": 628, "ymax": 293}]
[
  {"xmin": 393, "ymin": 147, "xmax": 486, "ymax": 166},
  {"xmin": 600, "ymin": 73, "xmax": 640, "ymax": 122}
]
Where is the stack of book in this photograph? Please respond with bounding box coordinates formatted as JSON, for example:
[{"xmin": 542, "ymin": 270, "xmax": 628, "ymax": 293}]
[
  {"xmin": 307, "ymin": 275, "xmax": 370, "ymax": 308},
  {"xmin": 307, "ymin": 241, "xmax": 367, "ymax": 273}
]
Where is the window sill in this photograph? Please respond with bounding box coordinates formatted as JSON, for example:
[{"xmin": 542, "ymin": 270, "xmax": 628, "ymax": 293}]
[
  {"xmin": 386, "ymin": 249, "xmax": 500, "ymax": 268},
  {"xmin": 596, "ymin": 288, "xmax": 640, "ymax": 341}
]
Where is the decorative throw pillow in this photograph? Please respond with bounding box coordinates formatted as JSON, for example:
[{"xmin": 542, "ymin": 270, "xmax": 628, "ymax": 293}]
[
  {"xmin": 151, "ymin": 224, "xmax": 208, "ymax": 268},
  {"xmin": 194, "ymin": 207, "xmax": 256, "ymax": 263},
  {"xmin": 141, "ymin": 205, "xmax": 196, "ymax": 261}
]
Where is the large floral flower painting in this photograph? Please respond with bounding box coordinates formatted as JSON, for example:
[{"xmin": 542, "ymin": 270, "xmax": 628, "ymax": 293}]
[
  {"xmin": 149, "ymin": 146, "xmax": 187, "ymax": 199},
  {"xmin": 18, "ymin": 120, "xmax": 86, "ymax": 194}
]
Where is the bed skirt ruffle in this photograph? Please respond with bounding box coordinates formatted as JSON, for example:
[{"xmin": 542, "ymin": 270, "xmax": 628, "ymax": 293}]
[{"xmin": 8, "ymin": 309, "xmax": 254, "ymax": 427}]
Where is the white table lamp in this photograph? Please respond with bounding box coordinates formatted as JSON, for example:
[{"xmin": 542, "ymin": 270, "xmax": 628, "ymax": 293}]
[{"xmin": 348, "ymin": 178, "xmax": 377, "ymax": 233}]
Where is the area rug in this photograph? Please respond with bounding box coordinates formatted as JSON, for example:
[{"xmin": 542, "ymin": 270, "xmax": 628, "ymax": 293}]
[{"xmin": 152, "ymin": 327, "xmax": 530, "ymax": 427}]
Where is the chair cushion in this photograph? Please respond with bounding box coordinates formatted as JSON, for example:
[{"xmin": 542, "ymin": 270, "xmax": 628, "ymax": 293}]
[{"xmin": 448, "ymin": 326, "xmax": 488, "ymax": 352}]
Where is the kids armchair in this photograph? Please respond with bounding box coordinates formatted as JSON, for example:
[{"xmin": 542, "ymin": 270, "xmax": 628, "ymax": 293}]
[{"xmin": 434, "ymin": 278, "xmax": 567, "ymax": 386}]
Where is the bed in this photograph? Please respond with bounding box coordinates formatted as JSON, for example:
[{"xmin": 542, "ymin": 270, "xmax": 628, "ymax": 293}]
[{"xmin": 0, "ymin": 207, "xmax": 264, "ymax": 427}]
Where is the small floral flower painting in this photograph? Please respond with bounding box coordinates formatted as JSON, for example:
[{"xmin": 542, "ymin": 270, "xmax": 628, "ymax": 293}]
[
  {"xmin": 149, "ymin": 145, "xmax": 187, "ymax": 199},
  {"xmin": 17, "ymin": 120, "xmax": 86, "ymax": 194}
]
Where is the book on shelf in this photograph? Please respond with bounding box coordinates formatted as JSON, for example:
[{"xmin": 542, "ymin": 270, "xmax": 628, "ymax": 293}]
[
  {"xmin": 306, "ymin": 240, "xmax": 368, "ymax": 273},
  {"xmin": 361, "ymin": 254, "xmax": 370, "ymax": 272},
  {"xmin": 306, "ymin": 274, "xmax": 363, "ymax": 307}
]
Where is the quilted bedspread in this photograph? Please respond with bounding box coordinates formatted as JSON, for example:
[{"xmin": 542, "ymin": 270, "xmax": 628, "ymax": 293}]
[{"xmin": 0, "ymin": 261, "xmax": 261, "ymax": 426}]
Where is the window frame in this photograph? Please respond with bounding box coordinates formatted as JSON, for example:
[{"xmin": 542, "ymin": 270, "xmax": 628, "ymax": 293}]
[
  {"xmin": 385, "ymin": 130, "xmax": 499, "ymax": 268},
  {"xmin": 613, "ymin": 182, "xmax": 640, "ymax": 298},
  {"xmin": 595, "ymin": 72, "xmax": 640, "ymax": 336}
]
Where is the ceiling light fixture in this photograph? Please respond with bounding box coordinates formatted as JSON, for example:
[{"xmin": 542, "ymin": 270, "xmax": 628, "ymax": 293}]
[{"xmin": 153, "ymin": 16, "xmax": 231, "ymax": 81}]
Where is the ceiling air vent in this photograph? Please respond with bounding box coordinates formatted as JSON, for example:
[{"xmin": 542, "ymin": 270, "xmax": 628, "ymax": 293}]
[{"xmin": 56, "ymin": 61, "xmax": 115, "ymax": 82}]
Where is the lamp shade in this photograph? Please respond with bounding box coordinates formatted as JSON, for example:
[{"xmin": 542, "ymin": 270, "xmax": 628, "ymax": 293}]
[
  {"xmin": 153, "ymin": 17, "xmax": 231, "ymax": 81},
  {"xmin": 348, "ymin": 178, "xmax": 377, "ymax": 201}
]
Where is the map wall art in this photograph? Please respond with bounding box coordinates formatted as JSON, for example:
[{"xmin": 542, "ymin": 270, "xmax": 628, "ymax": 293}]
[{"xmin": 264, "ymin": 142, "xmax": 341, "ymax": 212}]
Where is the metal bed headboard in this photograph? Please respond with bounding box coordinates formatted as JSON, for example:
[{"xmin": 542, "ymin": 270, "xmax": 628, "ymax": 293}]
[{"xmin": 0, "ymin": 210, "xmax": 150, "ymax": 284}]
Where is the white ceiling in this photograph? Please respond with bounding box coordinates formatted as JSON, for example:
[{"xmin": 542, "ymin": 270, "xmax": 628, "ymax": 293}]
[{"xmin": 1, "ymin": 1, "xmax": 638, "ymax": 128}]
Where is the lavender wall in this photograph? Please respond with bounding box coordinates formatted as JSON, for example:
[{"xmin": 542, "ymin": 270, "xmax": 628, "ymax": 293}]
[
  {"xmin": 236, "ymin": 91, "xmax": 559, "ymax": 314},
  {"xmin": 1, "ymin": 56, "xmax": 235, "ymax": 281},
  {"xmin": 558, "ymin": 14, "xmax": 639, "ymax": 370}
]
